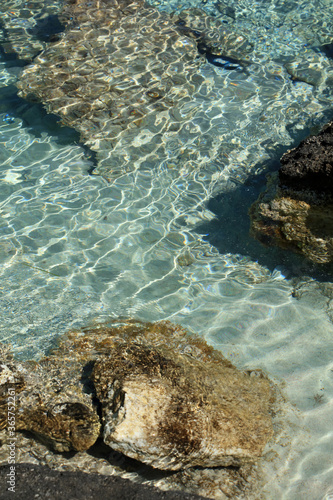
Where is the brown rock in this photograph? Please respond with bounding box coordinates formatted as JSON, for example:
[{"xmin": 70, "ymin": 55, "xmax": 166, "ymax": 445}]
[
  {"xmin": 0, "ymin": 344, "xmax": 100, "ymax": 452},
  {"xmin": 20, "ymin": 401, "xmax": 100, "ymax": 452},
  {"xmin": 91, "ymin": 324, "xmax": 274, "ymax": 470},
  {"xmin": 0, "ymin": 321, "xmax": 280, "ymax": 498}
]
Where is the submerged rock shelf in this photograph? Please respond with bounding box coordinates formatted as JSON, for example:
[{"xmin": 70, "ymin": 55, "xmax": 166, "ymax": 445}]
[
  {"xmin": 16, "ymin": 0, "xmax": 252, "ymax": 176},
  {"xmin": 15, "ymin": 0, "xmax": 332, "ymax": 180}
]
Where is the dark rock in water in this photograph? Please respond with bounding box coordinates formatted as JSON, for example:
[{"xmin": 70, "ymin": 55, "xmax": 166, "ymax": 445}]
[
  {"xmin": 249, "ymin": 120, "xmax": 333, "ymax": 264},
  {"xmin": 198, "ymin": 45, "xmax": 244, "ymax": 70},
  {"xmin": 279, "ymin": 121, "xmax": 333, "ymax": 194},
  {"xmin": 205, "ymin": 52, "xmax": 242, "ymax": 70}
]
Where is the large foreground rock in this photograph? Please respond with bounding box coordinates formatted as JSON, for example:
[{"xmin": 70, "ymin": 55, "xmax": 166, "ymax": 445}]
[
  {"xmin": 93, "ymin": 339, "xmax": 273, "ymax": 470},
  {"xmin": 0, "ymin": 321, "xmax": 274, "ymax": 474},
  {"xmin": 250, "ymin": 120, "xmax": 333, "ymax": 264}
]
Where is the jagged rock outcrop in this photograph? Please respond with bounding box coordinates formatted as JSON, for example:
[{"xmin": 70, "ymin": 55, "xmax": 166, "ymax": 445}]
[
  {"xmin": 279, "ymin": 121, "xmax": 333, "ymax": 193},
  {"xmin": 250, "ymin": 120, "xmax": 333, "ymax": 264}
]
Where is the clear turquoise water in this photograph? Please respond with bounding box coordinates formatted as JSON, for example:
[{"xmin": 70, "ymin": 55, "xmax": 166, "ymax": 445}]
[{"xmin": 0, "ymin": 0, "xmax": 333, "ymax": 498}]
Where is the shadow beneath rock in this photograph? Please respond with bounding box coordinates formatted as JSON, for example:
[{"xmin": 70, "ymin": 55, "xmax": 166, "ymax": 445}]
[
  {"xmin": 195, "ymin": 165, "xmax": 333, "ymax": 281},
  {"xmin": 0, "ymin": 81, "xmax": 96, "ymax": 170},
  {"xmin": 28, "ymin": 14, "xmax": 64, "ymax": 44},
  {"xmin": 88, "ymin": 439, "xmax": 177, "ymax": 481},
  {"xmin": 306, "ymin": 204, "xmax": 333, "ymax": 239}
]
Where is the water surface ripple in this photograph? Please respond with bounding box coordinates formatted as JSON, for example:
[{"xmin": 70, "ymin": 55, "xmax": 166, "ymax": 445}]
[{"xmin": 0, "ymin": 0, "xmax": 333, "ymax": 498}]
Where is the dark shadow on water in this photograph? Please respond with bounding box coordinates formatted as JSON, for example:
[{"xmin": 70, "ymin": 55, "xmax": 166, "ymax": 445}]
[
  {"xmin": 320, "ymin": 43, "xmax": 333, "ymax": 59},
  {"xmin": 0, "ymin": 81, "xmax": 96, "ymax": 169},
  {"xmin": 28, "ymin": 14, "xmax": 64, "ymax": 44},
  {"xmin": 0, "ymin": 39, "xmax": 96, "ymax": 170},
  {"xmin": 0, "ymin": 83, "xmax": 77, "ymax": 142}
]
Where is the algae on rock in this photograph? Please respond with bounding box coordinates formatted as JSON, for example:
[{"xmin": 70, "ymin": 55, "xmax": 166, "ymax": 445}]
[
  {"xmin": 0, "ymin": 320, "xmax": 274, "ymax": 466},
  {"xmin": 93, "ymin": 339, "xmax": 274, "ymax": 470}
]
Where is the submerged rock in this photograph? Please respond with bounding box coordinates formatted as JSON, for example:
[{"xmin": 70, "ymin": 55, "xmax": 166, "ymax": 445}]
[
  {"xmin": 16, "ymin": 0, "xmax": 251, "ymax": 176},
  {"xmin": 0, "ymin": 344, "xmax": 100, "ymax": 452},
  {"xmin": 0, "ymin": 320, "xmax": 283, "ymax": 497},
  {"xmin": 20, "ymin": 401, "xmax": 101, "ymax": 453},
  {"xmin": 93, "ymin": 339, "xmax": 273, "ymax": 470},
  {"xmin": 250, "ymin": 120, "xmax": 333, "ymax": 264},
  {"xmin": 0, "ymin": 321, "xmax": 274, "ymax": 469}
]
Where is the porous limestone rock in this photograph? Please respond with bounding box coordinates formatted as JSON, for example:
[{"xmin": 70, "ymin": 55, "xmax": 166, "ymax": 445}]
[
  {"xmin": 0, "ymin": 320, "xmax": 279, "ymax": 497},
  {"xmin": 1, "ymin": 321, "xmax": 274, "ymax": 467},
  {"xmin": 250, "ymin": 120, "xmax": 333, "ymax": 264},
  {"xmin": 89, "ymin": 323, "xmax": 274, "ymax": 470}
]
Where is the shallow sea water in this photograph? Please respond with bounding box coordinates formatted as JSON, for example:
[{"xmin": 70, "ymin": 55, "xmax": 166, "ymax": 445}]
[{"xmin": 0, "ymin": 0, "xmax": 333, "ymax": 498}]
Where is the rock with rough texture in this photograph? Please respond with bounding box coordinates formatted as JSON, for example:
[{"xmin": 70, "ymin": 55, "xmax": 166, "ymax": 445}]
[
  {"xmin": 279, "ymin": 121, "xmax": 333, "ymax": 194},
  {"xmin": 90, "ymin": 323, "xmax": 274, "ymax": 470},
  {"xmin": 250, "ymin": 120, "xmax": 333, "ymax": 264},
  {"xmin": 0, "ymin": 321, "xmax": 274, "ymax": 467},
  {"xmin": 19, "ymin": 401, "xmax": 101, "ymax": 453},
  {"xmin": 0, "ymin": 344, "xmax": 100, "ymax": 452},
  {"xmin": 0, "ymin": 321, "xmax": 280, "ymax": 498}
]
